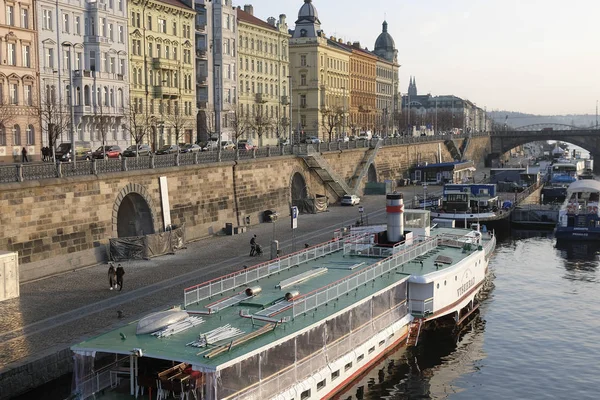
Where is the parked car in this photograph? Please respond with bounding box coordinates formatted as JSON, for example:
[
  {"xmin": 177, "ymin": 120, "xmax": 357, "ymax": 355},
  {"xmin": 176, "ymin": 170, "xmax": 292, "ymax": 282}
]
[
  {"xmin": 179, "ymin": 144, "xmax": 202, "ymax": 153},
  {"xmin": 337, "ymin": 136, "xmax": 350, "ymax": 142},
  {"xmin": 92, "ymin": 145, "xmax": 122, "ymax": 159},
  {"xmin": 237, "ymin": 140, "xmax": 256, "ymax": 151},
  {"xmin": 200, "ymin": 139, "xmax": 219, "ymax": 151},
  {"xmin": 304, "ymin": 136, "xmax": 320, "ymax": 144},
  {"xmin": 278, "ymin": 138, "xmax": 290, "ymax": 146},
  {"xmin": 54, "ymin": 143, "xmax": 92, "ymax": 162},
  {"xmin": 123, "ymin": 144, "xmax": 152, "ymax": 157},
  {"xmin": 221, "ymin": 141, "xmax": 235, "ymax": 150},
  {"xmin": 155, "ymin": 144, "xmax": 180, "ymax": 155},
  {"xmin": 341, "ymin": 194, "xmax": 361, "ymax": 206}
]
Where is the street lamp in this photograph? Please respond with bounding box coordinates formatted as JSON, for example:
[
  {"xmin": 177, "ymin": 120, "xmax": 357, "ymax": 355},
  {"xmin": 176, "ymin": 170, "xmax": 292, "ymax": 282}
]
[
  {"xmin": 61, "ymin": 41, "xmax": 77, "ymax": 166},
  {"xmin": 287, "ymin": 75, "xmax": 293, "ymax": 146}
]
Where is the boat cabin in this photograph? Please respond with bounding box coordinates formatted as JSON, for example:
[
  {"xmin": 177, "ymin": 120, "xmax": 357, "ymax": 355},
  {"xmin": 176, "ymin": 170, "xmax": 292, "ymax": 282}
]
[
  {"xmin": 439, "ymin": 184, "xmax": 500, "ymax": 213},
  {"xmin": 411, "ymin": 161, "xmax": 475, "ymax": 184}
]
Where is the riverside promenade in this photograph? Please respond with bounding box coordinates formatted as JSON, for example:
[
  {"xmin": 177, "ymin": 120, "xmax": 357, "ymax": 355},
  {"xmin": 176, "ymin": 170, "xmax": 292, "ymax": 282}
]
[{"xmin": 0, "ymin": 170, "xmax": 490, "ymax": 399}]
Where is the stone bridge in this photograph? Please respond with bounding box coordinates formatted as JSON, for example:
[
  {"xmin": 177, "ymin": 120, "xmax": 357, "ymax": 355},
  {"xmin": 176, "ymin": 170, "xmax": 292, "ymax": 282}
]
[{"xmin": 0, "ymin": 136, "xmax": 491, "ymax": 281}]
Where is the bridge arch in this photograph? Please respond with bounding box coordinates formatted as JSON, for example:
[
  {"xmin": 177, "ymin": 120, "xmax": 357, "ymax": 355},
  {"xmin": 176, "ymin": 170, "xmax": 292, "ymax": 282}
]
[
  {"xmin": 514, "ymin": 123, "xmax": 581, "ymax": 131},
  {"xmin": 367, "ymin": 164, "xmax": 378, "ymax": 183},
  {"xmin": 112, "ymin": 183, "xmax": 158, "ymax": 238}
]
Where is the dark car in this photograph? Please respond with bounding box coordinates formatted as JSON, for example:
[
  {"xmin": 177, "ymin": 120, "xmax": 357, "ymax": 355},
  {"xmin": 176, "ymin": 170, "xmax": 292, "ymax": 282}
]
[
  {"xmin": 123, "ymin": 144, "xmax": 152, "ymax": 157},
  {"xmin": 179, "ymin": 144, "xmax": 202, "ymax": 153},
  {"xmin": 54, "ymin": 144, "xmax": 92, "ymax": 162},
  {"xmin": 155, "ymin": 144, "xmax": 180, "ymax": 155},
  {"xmin": 237, "ymin": 140, "xmax": 256, "ymax": 151},
  {"xmin": 92, "ymin": 145, "xmax": 122, "ymax": 159}
]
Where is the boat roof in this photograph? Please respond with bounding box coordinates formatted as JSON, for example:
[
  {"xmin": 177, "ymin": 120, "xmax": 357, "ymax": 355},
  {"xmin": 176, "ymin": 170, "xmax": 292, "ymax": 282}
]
[
  {"xmin": 567, "ymin": 180, "xmax": 600, "ymax": 193},
  {"xmin": 71, "ymin": 225, "xmax": 493, "ymax": 372}
]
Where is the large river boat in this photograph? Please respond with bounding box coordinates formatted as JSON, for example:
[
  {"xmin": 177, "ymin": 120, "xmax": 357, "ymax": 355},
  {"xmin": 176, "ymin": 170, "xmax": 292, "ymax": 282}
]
[
  {"xmin": 555, "ymin": 180, "xmax": 600, "ymax": 241},
  {"xmin": 71, "ymin": 194, "xmax": 496, "ymax": 400}
]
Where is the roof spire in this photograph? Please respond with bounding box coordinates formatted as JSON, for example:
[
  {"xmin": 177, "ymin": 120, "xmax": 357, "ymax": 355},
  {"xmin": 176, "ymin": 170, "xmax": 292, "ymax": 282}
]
[{"xmin": 382, "ymin": 20, "xmax": 388, "ymax": 33}]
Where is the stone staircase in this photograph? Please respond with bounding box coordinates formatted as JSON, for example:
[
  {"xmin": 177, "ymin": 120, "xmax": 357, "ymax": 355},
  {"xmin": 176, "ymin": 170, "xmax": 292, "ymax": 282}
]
[
  {"xmin": 301, "ymin": 150, "xmax": 353, "ymax": 198},
  {"xmin": 444, "ymin": 139, "xmax": 462, "ymax": 161},
  {"xmin": 460, "ymin": 136, "xmax": 471, "ymax": 161},
  {"xmin": 349, "ymin": 140, "xmax": 383, "ymax": 192}
]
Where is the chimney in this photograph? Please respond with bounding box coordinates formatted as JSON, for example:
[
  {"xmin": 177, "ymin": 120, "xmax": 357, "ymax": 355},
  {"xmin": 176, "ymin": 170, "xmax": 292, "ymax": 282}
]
[
  {"xmin": 243, "ymin": 4, "xmax": 254, "ymax": 15},
  {"xmin": 352, "ymin": 41, "xmax": 361, "ymax": 49},
  {"xmin": 386, "ymin": 193, "xmax": 405, "ymax": 243},
  {"xmin": 267, "ymin": 17, "xmax": 276, "ymax": 26},
  {"xmin": 338, "ymin": 38, "xmax": 343, "ymax": 43},
  {"xmin": 279, "ymin": 14, "xmax": 286, "ymax": 26}
]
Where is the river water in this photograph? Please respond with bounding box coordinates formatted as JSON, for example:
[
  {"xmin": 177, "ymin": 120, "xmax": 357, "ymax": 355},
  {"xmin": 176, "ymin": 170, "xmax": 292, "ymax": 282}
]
[{"xmin": 339, "ymin": 233, "xmax": 600, "ymax": 400}]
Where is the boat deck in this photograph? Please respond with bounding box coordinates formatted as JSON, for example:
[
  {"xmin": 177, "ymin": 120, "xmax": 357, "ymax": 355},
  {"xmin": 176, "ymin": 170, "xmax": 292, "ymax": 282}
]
[{"xmin": 72, "ymin": 227, "xmax": 492, "ymax": 371}]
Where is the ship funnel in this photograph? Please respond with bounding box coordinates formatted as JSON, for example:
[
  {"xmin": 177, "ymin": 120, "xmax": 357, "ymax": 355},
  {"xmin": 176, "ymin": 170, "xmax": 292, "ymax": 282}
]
[{"xmin": 386, "ymin": 192, "xmax": 404, "ymax": 242}]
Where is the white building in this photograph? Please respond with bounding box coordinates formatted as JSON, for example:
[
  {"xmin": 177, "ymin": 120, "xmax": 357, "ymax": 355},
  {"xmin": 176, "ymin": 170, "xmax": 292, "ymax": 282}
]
[{"xmin": 37, "ymin": 0, "xmax": 130, "ymax": 150}]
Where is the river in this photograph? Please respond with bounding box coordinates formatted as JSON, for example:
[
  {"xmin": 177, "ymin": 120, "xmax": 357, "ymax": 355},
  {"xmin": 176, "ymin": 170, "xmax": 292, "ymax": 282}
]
[{"xmin": 339, "ymin": 234, "xmax": 600, "ymax": 400}]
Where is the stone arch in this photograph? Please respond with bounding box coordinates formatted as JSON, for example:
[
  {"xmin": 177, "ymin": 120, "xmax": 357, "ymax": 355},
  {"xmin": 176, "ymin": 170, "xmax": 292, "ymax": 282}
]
[
  {"xmin": 290, "ymin": 170, "xmax": 309, "ymax": 201},
  {"xmin": 112, "ymin": 183, "xmax": 158, "ymax": 238},
  {"xmin": 367, "ymin": 164, "xmax": 378, "ymax": 183}
]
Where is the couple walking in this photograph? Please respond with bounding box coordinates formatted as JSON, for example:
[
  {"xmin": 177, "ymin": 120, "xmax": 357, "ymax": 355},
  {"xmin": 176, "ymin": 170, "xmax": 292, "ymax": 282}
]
[{"xmin": 108, "ymin": 263, "xmax": 125, "ymax": 291}]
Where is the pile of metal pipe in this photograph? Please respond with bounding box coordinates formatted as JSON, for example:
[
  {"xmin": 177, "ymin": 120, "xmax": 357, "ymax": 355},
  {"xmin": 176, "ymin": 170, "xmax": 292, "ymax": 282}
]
[
  {"xmin": 151, "ymin": 316, "xmax": 205, "ymax": 338},
  {"xmin": 186, "ymin": 325, "xmax": 244, "ymax": 348}
]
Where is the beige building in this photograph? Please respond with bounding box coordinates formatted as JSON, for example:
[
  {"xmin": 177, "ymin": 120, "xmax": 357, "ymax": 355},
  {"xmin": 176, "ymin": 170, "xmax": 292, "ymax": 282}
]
[
  {"xmin": 373, "ymin": 21, "xmax": 400, "ymax": 136},
  {"xmin": 237, "ymin": 5, "xmax": 289, "ymax": 147},
  {"xmin": 128, "ymin": 0, "xmax": 196, "ymax": 148},
  {"xmin": 0, "ymin": 0, "xmax": 40, "ymax": 162}
]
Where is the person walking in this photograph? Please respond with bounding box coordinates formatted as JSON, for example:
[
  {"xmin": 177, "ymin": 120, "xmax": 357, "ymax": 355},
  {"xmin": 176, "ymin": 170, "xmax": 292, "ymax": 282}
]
[
  {"xmin": 21, "ymin": 147, "xmax": 28, "ymax": 163},
  {"xmin": 116, "ymin": 264, "xmax": 125, "ymax": 291},
  {"xmin": 250, "ymin": 235, "xmax": 257, "ymax": 256},
  {"xmin": 108, "ymin": 263, "xmax": 117, "ymax": 290}
]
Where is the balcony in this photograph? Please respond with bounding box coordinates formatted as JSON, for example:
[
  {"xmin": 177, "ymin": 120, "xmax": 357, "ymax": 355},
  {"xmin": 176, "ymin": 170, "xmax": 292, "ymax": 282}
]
[
  {"xmin": 153, "ymin": 87, "xmax": 179, "ymax": 98},
  {"xmin": 281, "ymin": 95, "xmax": 289, "ymax": 105},
  {"xmin": 255, "ymin": 93, "xmax": 267, "ymax": 103},
  {"xmin": 197, "ymin": 101, "xmax": 208, "ymax": 109},
  {"xmin": 84, "ymin": 35, "xmax": 110, "ymax": 44},
  {"xmin": 195, "ymin": 21, "xmax": 207, "ymax": 31},
  {"xmin": 197, "ymin": 74, "xmax": 208, "ymax": 86},
  {"xmin": 152, "ymin": 58, "xmax": 179, "ymax": 70},
  {"xmin": 195, "ymin": 48, "xmax": 208, "ymax": 59}
]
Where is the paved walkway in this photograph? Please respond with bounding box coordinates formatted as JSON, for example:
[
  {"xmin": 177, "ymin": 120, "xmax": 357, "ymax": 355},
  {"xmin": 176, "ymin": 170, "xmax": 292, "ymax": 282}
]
[{"xmin": 0, "ymin": 169, "xmax": 493, "ymax": 375}]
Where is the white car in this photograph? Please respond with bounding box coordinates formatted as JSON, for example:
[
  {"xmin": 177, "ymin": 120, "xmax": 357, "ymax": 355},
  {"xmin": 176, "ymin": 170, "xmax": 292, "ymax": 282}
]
[
  {"xmin": 337, "ymin": 136, "xmax": 350, "ymax": 142},
  {"xmin": 341, "ymin": 194, "xmax": 360, "ymax": 206}
]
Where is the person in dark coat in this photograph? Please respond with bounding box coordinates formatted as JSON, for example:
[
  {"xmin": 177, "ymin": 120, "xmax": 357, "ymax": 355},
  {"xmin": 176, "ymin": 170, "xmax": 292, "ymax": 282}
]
[
  {"xmin": 108, "ymin": 264, "xmax": 117, "ymax": 290},
  {"xmin": 116, "ymin": 264, "xmax": 125, "ymax": 291},
  {"xmin": 250, "ymin": 235, "xmax": 257, "ymax": 256},
  {"xmin": 21, "ymin": 147, "xmax": 28, "ymax": 163}
]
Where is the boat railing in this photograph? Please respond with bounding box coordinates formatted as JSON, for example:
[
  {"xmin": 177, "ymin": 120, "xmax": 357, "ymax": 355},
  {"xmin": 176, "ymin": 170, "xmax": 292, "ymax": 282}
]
[
  {"xmin": 291, "ymin": 238, "xmax": 437, "ymax": 318},
  {"xmin": 183, "ymin": 233, "xmax": 368, "ymax": 307},
  {"xmin": 73, "ymin": 355, "xmax": 130, "ymax": 399},
  {"xmin": 225, "ymin": 302, "xmax": 409, "ymax": 400}
]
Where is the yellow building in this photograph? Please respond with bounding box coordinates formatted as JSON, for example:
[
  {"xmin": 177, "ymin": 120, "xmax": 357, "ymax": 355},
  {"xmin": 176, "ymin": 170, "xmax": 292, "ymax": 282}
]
[
  {"xmin": 348, "ymin": 44, "xmax": 377, "ymax": 135},
  {"xmin": 0, "ymin": 0, "xmax": 40, "ymax": 162},
  {"xmin": 237, "ymin": 5, "xmax": 289, "ymax": 146},
  {"xmin": 128, "ymin": 0, "xmax": 196, "ymax": 148}
]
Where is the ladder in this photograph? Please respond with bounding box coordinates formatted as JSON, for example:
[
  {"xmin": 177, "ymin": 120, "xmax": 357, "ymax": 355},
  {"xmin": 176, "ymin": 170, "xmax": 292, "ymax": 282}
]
[{"xmin": 406, "ymin": 318, "xmax": 424, "ymax": 347}]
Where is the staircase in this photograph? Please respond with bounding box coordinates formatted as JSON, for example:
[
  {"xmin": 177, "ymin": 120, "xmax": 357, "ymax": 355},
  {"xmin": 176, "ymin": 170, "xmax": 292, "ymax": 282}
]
[
  {"xmin": 302, "ymin": 151, "xmax": 353, "ymax": 198},
  {"xmin": 350, "ymin": 140, "xmax": 383, "ymax": 192},
  {"xmin": 444, "ymin": 140, "xmax": 462, "ymax": 161},
  {"xmin": 460, "ymin": 136, "xmax": 472, "ymax": 161},
  {"xmin": 406, "ymin": 319, "xmax": 424, "ymax": 347}
]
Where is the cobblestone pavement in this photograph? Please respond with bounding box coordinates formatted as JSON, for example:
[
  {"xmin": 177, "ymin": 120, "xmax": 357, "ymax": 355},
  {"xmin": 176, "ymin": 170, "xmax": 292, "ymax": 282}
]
[{"xmin": 0, "ymin": 172, "xmax": 496, "ymax": 372}]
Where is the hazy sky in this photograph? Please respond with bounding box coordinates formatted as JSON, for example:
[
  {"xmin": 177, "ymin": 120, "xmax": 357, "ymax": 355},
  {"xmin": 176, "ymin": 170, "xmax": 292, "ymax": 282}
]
[{"xmin": 246, "ymin": 0, "xmax": 600, "ymax": 115}]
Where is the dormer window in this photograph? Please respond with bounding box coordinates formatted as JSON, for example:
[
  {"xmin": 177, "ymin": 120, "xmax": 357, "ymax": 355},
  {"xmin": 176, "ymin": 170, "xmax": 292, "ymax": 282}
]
[{"xmin": 300, "ymin": 29, "xmax": 307, "ymax": 37}]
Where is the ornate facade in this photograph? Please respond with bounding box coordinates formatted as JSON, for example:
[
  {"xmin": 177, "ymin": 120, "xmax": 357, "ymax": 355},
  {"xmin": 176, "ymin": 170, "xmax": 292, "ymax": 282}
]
[
  {"xmin": 36, "ymin": 0, "xmax": 130, "ymax": 152},
  {"xmin": 0, "ymin": 0, "xmax": 40, "ymax": 161},
  {"xmin": 237, "ymin": 6, "xmax": 289, "ymax": 146},
  {"xmin": 128, "ymin": 0, "xmax": 196, "ymax": 148}
]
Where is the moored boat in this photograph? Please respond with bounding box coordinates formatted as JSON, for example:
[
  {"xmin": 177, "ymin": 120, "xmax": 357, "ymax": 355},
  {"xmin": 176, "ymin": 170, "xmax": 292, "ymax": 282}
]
[
  {"xmin": 555, "ymin": 180, "xmax": 600, "ymax": 241},
  {"xmin": 70, "ymin": 194, "xmax": 496, "ymax": 400}
]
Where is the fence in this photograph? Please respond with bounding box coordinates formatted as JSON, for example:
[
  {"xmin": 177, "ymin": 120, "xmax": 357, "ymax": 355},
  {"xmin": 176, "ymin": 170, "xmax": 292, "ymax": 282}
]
[
  {"xmin": 0, "ymin": 132, "xmax": 492, "ymax": 184},
  {"xmin": 183, "ymin": 234, "xmax": 367, "ymax": 308},
  {"xmin": 291, "ymin": 237, "xmax": 438, "ymax": 318},
  {"xmin": 73, "ymin": 355, "xmax": 130, "ymax": 400}
]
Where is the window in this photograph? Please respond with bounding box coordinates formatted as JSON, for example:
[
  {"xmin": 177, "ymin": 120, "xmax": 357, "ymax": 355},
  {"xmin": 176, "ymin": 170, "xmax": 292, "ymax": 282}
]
[
  {"xmin": 24, "ymin": 85, "xmax": 32, "ymax": 106},
  {"xmin": 379, "ymin": 340, "xmax": 385, "ymax": 347},
  {"xmin": 119, "ymin": 59, "xmax": 125, "ymax": 75},
  {"xmin": 300, "ymin": 389, "xmax": 311, "ymax": 400},
  {"xmin": 146, "ymin": 15, "xmax": 152, "ymax": 30},
  {"xmin": 0, "ymin": 125, "xmax": 5, "ymax": 145},
  {"xmin": 63, "ymin": 13, "xmax": 69, "ymax": 32},
  {"xmin": 7, "ymin": 43, "xmax": 16, "ymax": 66},
  {"xmin": 43, "ymin": 9, "xmax": 52, "ymax": 30},
  {"xmin": 331, "ymin": 370, "xmax": 340, "ymax": 381},
  {"xmin": 344, "ymin": 362, "xmax": 352, "ymax": 371},
  {"xmin": 108, "ymin": 24, "xmax": 113, "ymax": 41},
  {"xmin": 300, "ymin": 94, "xmax": 306, "ymax": 108},
  {"xmin": 13, "ymin": 125, "xmax": 21, "ymax": 145},
  {"xmin": 118, "ymin": 26, "xmax": 124, "ymax": 43},
  {"xmin": 300, "ymin": 55, "xmax": 307, "ymax": 66},
  {"xmin": 6, "ymin": 5, "xmax": 14, "ymax": 26},
  {"xmin": 21, "ymin": 8, "xmax": 28, "ymax": 29},
  {"xmin": 357, "ymin": 354, "xmax": 364, "ymax": 362},
  {"xmin": 368, "ymin": 346, "xmax": 375, "ymax": 354},
  {"xmin": 74, "ymin": 16, "xmax": 81, "ymax": 34},
  {"xmin": 158, "ymin": 18, "xmax": 166, "ymax": 33},
  {"xmin": 45, "ymin": 48, "xmax": 54, "ymax": 68},
  {"xmin": 317, "ymin": 379, "xmax": 326, "ymax": 391},
  {"xmin": 156, "ymin": 44, "xmax": 161, "ymax": 58},
  {"xmin": 300, "ymin": 74, "xmax": 306, "ymax": 86},
  {"xmin": 26, "ymin": 125, "xmax": 35, "ymax": 144},
  {"xmin": 89, "ymin": 50, "xmax": 96, "ymax": 70},
  {"xmin": 76, "ymin": 52, "xmax": 82, "ymax": 69},
  {"xmin": 172, "ymin": 21, "xmax": 177, "ymax": 35}
]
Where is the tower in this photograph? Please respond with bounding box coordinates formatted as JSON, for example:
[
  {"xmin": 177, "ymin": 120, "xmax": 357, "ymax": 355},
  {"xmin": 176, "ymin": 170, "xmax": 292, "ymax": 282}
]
[
  {"xmin": 408, "ymin": 77, "xmax": 418, "ymax": 97},
  {"xmin": 292, "ymin": 0, "xmax": 321, "ymax": 38}
]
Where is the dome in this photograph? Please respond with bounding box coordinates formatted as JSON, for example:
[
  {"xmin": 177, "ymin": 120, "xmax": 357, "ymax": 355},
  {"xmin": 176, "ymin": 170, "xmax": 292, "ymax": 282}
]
[
  {"xmin": 297, "ymin": 0, "xmax": 320, "ymax": 24},
  {"xmin": 374, "ymin": 21, "xmax": 395, "ymax": 52}
]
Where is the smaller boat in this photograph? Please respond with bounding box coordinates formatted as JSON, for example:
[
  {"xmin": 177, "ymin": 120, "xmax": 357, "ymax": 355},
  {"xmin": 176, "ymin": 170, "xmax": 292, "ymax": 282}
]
[
  {"xmin": 136, "ymin": 309, "xmax": 189, "ymax": 335},
  {"xmin": 555, "ymin": 180, "xmax": 600, "ymax": 241}
]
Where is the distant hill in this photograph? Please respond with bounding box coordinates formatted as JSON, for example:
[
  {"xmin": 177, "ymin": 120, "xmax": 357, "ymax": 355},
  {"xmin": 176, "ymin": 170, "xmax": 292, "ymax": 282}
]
[{"xmin": 488, "ymin": 111, "xmax": 599, "ymax": 130}]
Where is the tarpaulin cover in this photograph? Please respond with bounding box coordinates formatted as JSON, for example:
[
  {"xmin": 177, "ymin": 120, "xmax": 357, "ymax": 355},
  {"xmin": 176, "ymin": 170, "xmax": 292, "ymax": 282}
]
[
  {"xmin": 109, "ymin": 224, "xmax": 186, "ymax": 261},
  {"xmin": 292, "ymin": 195, "xmax": 328, "ymax": 214}
]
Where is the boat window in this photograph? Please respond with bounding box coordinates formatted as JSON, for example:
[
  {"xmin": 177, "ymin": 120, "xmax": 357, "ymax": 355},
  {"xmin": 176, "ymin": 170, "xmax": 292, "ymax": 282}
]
[
  {"xmin": 301, "ymin": 389, "xmax": 311, "ymax": 400},
  {"xmin": 368, "ymin": 346, "xmax": 375, "ymax": 354},
  {"xmin": 379, "ymin": 340, "xmax": 385, "ymax": 347},
  {"xmin": 331, "ymin": 370, "xmax": 340, "ymax": 381},
  {"xmin": 357, "ymin": 354, "xmax": 364, "ymax": 362},
  {"xmin": 345, "ymin": 362, "xmax": 353, "ymax": 371},
  {"xmin": 317, "ymin": 379, "xmax": 326, "ymax": 391},
  {"xmin": 437, "ymin": 283, "xmax": 440, "ymax": 289},
  {"xmin": 455, "ymin": 276, "xmax": 457, "ymax": 281},
  {"xmin": 444, "ymin": 280, "xmax": 447, "ymax": 286}
]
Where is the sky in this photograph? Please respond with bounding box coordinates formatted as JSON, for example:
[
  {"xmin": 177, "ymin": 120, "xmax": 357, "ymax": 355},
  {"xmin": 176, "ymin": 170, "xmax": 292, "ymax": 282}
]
[{"xmin": 245, "ymin": 0, "xmax": 600, "ymax": 115}]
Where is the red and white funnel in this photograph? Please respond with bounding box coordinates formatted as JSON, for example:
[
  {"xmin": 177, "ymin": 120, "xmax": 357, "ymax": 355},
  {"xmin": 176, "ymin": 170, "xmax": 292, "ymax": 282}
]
[{"xmin": 386, "ymin": 193, "xmax": 405, "ymax": 242}]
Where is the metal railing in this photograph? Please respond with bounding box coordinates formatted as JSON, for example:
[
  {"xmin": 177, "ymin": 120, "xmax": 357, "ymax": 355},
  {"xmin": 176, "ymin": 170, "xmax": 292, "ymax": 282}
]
[
  {"xmin": 74, "ymin": 355, "xmax": 130, "ymax": 400},
  {"xmin": 183, "ymin": 234, "xmax": 367, "ymax": 308},
  {"xmin": 0, "ymin": 133, "xmax": 492, "ymax": 184},
  {"xmin": 291, "ymin": 237, "xmax": 438, "ymax": 318}
]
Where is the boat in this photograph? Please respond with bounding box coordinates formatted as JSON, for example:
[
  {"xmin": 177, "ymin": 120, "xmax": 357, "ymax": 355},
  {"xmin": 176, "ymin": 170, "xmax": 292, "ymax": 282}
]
[
  {"xmin": 542, "ymin": 156, "xmax": 590, "ymax": 202},
  {"xmin": 70, "ymin": 193, "xmax": 496, "ymax": 400},
  {"xmin": 429, "ymin": 183, "xmax": 512, "ymax": 230},
  {"xmin": 555, "ymin": 180, "xmax": 600, "ymax": 241}
]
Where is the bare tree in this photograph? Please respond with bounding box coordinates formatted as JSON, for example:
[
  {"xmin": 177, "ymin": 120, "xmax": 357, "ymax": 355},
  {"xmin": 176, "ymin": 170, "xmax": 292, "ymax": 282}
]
[
  {"xmin": 93, "ymin": 97, "xmax": 113, "ymax": 159},
  {"xmin": 122, "ymin": 99, "xmax": 152, "ymax": 157},
  {"xmin": 197, "ymin": 106, "xmax": 217, "ymax": 142},
  {"xmin": 321, "ymin": 106, "xmax": 344, "ymax": 142},
  {"xmin": 250, "ymin": 108, "xmax": 274, "ymax": 147},
  {"xmin": 164, "ymin": 104, "xmax": 193, "ymax": 147},
  {"xmin": 35, "ymin": 86, "xmax": 71, "ymax": 160},
  {"xmin": 230, "ymin": 105, "xmax": 251, "ymax": 145}
]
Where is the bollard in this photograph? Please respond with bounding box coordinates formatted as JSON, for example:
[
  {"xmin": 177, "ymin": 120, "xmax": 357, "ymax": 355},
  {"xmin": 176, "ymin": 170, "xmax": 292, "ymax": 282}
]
[{"xmin": 271, "ymin": 240, "xmax": 280, "ymax": 260}]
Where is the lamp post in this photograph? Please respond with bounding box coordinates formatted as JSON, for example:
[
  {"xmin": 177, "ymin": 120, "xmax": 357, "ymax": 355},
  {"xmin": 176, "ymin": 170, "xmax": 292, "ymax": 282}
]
[
  {"xmin": 62, "ymin": 42, "xmax": 77, "ymax": 166},
  {"xmin": 214, "ymin": 63, "xmax": 222, "ymax": 162},
  {"xmin": 287, "ymin": 75, "xmax": 293, "ymax": 146}
]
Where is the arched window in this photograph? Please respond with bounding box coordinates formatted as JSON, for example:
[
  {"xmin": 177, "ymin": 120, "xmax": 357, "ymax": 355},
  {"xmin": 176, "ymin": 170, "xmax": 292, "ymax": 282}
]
[
  {"xmin": 117, "ymin": 88, "xmax": 123, "ymax": 108},
  {"xmin": 75, "ymin": 86, "xmax": 81, "ymax": 105},
  {"xmin": 133, "ymin": 69, "xmax": 137, "ymax": 86},
  {"xmin": 66, "ymin": 85, "xmax": 71, "ymax": 105},
  {"xmin": 0, "ymin": 124, "xmax": 6, "ymax": 146},
  {"xmin": 103, "ymin": 87, "xmax": 109, "ymax": 106},
  {"xmin": 110, "ymin": 89, "xmax": 114, "ymax": 107},
  {"xmin": 26, "ymin": 125, "xmax": 35, "ymax": 145},
  {"xmin": 84, "ymin": 85, "xmax": 90, "ymax": 106},
  {"xmin": 13, "ymin": 125, "xmax": 21, "ymax": 145}
]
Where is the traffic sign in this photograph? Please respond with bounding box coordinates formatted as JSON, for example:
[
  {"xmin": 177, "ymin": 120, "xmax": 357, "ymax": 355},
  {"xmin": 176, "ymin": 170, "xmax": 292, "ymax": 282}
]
[
  {"xmin": 290, "ymin": 206, "xmax": 298, "ymax": 229},
  {"xmin": 358, "ymin": 206, "xmax": 364, "ymax": 214}
]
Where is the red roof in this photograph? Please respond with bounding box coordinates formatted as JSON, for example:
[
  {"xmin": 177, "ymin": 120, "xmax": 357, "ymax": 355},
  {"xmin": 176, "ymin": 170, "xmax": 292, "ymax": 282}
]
[{"xmin": 237, "ymin": 8, "xmax": 277, "ymax": 31}]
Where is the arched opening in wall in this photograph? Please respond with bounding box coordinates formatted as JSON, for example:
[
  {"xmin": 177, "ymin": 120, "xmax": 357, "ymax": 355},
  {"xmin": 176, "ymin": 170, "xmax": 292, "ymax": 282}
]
[
  {"xmin": 367, "ymin": 164, "xmax": 378, "ymax": 183},
  {"xmin": 117, "ymin": 193, "xmax": 155, "ymax": 238},
  {"xmin": 291, "ymin": 172, "xmax": 308, "ymax": 200}
]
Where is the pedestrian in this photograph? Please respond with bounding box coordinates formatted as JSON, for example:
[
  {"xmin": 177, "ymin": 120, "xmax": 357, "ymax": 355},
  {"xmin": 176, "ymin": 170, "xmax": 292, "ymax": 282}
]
[
  {"xmin": 116, "ymin": 264, "xmax": 125, "ymax": 291},
  {"xmin": 21, "ymin": 147, "xmax": 28, "ymax": 163},
  {"xmin": 108, "ymin": 263, "xmax": 117, "ymax": 290},
  {"xmin": 250, "ymin": 235, "xmax": 257, "ymax": 256},
  {"xmin": 305, "ymin": 243, "xmax": 310, "ymax": 248},
  {"xmin": 483, "ymin": 173, "xmax": 487, "ymax": 180}
]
